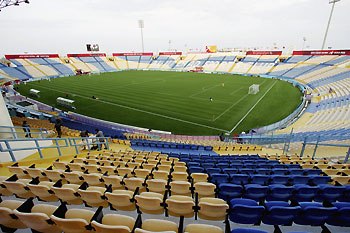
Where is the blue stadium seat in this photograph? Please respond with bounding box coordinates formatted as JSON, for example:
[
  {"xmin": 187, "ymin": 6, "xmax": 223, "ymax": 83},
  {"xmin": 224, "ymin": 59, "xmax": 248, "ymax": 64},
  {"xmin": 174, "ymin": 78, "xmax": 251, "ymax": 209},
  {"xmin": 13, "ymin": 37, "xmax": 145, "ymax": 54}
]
[
  {"xmin": 202, "ymin": 163, "xmax": 215, "ymax": 169},
  {"xmin": 327, "ymin": 202, "xmax": 350, "ymax": 227},
  {"xmin": 206, "ymin": 168, "xmax": 221, "ymax": 175},
  {"xmin": 218, "ymin": 183, "xmax": 243, "ymax": 200},
  {"xmin": 187, "ymin": 162, "xmax": 200, "ymax": 167},
  {"xmin": 271, "ymin": 169, "xmax": 287, "ymax": 175},
  {"xmin": 230, "ymin": 174, "xmax": 250, "ymax": 185},
  {"xmin": 231, "ymin": 228, "xmax": 268, "ymax": 233},
  {"xmin": 314, "ymin": 184, "xmax": 346, "ymax": 202},
  {"xmin": 267, "ymin": 185, "xmax": 294, "ymax": 201},
  {"xmin": 262, "ymin": 201, "xmax": 301, "ymax": 225},
  {"xmin": 216, "ymin": 163, "xmax": 230, "ymax": 169},
  {"xmin": 239, "ymin": 168, "xmax": 254, "ymax": 175},
  {"xmin": 229, "ymin": 198, "xmax": 265, "ymax": 224},
  {"xmin": 339, "ymin": 185, "xmax": 350, "ymax": 202},
  {"xmin": 270, "ymin": 175, "xmax": 289, "ymax": 185},
  {"xmin": 294, "ymin": 202, "xmax": 337, "ymax": 226},
  {"xmin": 210, "ymin": 173, "xmax": 229, "ymax": 185},
  {"xmin": 255, "ymin": 169, "xmax": 270, "ymax": 175},
  {"xmin": 250, "ymin": 175, "xmax": 269, "ymax": 185},
  {"xmin": 258, "ymin": 164, "xmax": 273, "ymax": 169},
  {"xmin": 288, "ymin": 169, "xmax": 305, "ymax": 175},
  {"xmin": 290, "ymin": 175, "xmax": 310, "ymax": 185},
  {"xmin": 292, "ymin": 185, "xmax": 319, "ymax": 202},
  {"xmin": 189, "ymin": 166, "xmax": 204, "ymax": 174},
  {"xmin": 304, "ymin": 169, "xmax": 322, "ymax": 176},
  {"xmin": 244, "ymin": 184, "xmax": 269, "ymax": 201},
  {"xmin": 223, "ymin": 168, "xmax": 239, "ymax": 175},
  {"xmin": 309, "ymin": 175, "xmax": 331, "ymax": 185}
]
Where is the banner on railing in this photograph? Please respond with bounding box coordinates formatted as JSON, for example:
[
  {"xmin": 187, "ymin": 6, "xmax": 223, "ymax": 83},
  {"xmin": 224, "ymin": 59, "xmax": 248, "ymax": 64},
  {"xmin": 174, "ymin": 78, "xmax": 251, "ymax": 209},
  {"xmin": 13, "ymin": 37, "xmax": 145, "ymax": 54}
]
[
  {"xmin": 113, "ymin": 53, "xmax": 154, "ymax": 56},
  {"xmin": 246, "ymin": 51, "xmax": 282, "ymax": 55},
  {"xmin": 159, "ymin": 52, "xmax": 182, "ymax": 56},
  {"xmin": 5, "ymin": 54, "xmax": 59, "ymax": 59},
  {"xmin": 67, "ymin": 53, "xmax": 107, "ymax": 57},
  {"xmin": 292, "ymin": 50, "xmax": 350, "ymax": 56}
]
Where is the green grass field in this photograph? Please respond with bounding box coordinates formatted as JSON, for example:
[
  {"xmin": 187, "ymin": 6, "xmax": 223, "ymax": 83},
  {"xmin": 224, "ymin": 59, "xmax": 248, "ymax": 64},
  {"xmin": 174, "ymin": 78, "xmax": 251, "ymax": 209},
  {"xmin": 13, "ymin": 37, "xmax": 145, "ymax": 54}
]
[{"xmin": 17, "ymin": 70, "xmax": 303, "ymax": 135}]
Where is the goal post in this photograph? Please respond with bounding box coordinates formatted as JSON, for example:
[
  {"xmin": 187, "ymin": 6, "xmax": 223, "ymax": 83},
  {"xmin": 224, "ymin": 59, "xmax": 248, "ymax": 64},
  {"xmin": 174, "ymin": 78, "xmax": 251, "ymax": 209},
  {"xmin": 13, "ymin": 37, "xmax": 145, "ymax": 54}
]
[{"xmin": 248, "ymin": 84, "xmax": 260, "ymax": 95}]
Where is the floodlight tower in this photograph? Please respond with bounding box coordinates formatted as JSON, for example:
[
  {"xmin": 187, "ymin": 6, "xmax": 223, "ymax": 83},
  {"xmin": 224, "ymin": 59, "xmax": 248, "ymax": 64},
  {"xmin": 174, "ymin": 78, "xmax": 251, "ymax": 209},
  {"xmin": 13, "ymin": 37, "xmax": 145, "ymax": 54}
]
[
  {"xmin": 0, "ymin": 0, "xmax": 29, "ymax": 11},
  {"xmin": 321, "ymin": 0, "xmax": 341, "ymax": 50},
  {"xmin": 138, "ymin": 20, "xmax": 145, "ymax": 53}
]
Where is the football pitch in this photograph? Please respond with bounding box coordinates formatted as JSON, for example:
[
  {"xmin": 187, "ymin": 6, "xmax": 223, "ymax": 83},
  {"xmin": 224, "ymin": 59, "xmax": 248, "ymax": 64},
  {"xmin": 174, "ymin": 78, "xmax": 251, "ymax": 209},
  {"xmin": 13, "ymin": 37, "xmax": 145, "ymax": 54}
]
[{"xmin": 17, "ymin": 70, "xmax": 303, "ymax": 135}]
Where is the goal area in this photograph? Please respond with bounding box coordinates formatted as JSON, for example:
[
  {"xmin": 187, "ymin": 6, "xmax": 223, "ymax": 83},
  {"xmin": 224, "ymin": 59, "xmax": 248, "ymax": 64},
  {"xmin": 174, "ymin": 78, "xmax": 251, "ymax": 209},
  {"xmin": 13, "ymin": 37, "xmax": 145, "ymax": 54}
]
[{"xmin": 248, "ymin": 84, "xmax": 260, "ymax": 95}]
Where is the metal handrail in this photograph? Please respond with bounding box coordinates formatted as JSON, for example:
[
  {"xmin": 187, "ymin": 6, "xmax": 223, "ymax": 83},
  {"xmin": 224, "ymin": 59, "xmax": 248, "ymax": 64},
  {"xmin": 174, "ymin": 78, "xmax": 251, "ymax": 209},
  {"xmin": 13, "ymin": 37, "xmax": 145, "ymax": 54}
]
[
  {"xmin": 0, "ymin": 125, "xmax": 48, "ymax": 139},
  {"xmin": 68, "ymin": 137, "xmax": 112, "ymax": 154},
  {"xmin": 0, "ymin": 138, "xmax": 69, "ymax": 162},
  {"xmin": 300, "ymin": 136, "xmax": 350, "ymax": 163}
]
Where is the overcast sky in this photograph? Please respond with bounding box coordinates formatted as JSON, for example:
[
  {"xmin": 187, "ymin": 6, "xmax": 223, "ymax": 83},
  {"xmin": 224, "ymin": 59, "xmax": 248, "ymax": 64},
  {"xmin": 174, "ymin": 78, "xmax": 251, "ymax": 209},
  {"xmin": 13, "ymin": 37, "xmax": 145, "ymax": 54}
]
[{"xmin": 0, "ymin": 0, "xmax": 349, "ymax": 56}]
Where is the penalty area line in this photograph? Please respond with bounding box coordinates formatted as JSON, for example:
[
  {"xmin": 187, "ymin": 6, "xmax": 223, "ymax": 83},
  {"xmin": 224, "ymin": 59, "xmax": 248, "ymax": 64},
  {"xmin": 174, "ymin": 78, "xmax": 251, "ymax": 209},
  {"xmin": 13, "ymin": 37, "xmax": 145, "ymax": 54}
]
[
  {"xmin": 229, "ymin": 80, "xmax": 278, "ymax": 134},
  {"xmin": 30, "ymin": 84, "xmax": 229, "ymax": 133}
]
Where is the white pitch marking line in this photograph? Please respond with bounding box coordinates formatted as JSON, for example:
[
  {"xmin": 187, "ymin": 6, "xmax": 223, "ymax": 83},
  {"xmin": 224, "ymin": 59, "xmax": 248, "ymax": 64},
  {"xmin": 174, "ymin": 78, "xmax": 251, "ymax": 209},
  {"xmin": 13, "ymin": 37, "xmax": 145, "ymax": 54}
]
[
  {"xmin": 30, "ymin": 84, "xmax": 228, "ymax": 132},
  {"xmin": 213, "ymin": 94, "xmax": 249, "ymax": 121},
  {"xmin": 229, "ymin": 80, "xmax": 278, "ymax": 133},
  {"xmin": 229, "ymin": 87, "xmax": 244, "ymax": 96}
]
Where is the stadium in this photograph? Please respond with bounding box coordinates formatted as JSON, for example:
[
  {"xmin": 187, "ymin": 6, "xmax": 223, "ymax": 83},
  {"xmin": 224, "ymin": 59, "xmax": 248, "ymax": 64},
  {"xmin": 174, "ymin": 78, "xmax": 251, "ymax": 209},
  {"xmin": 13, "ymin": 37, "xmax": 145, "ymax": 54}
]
[{"xmin": 0, "ymin": 0, "xmax": 350, "ymax": 233}]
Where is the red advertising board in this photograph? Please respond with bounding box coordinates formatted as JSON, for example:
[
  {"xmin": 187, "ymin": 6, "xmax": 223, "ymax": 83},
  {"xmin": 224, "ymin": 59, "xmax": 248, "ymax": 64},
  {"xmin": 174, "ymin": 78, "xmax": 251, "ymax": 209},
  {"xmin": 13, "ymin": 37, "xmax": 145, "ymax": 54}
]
[
  {"xmin": 113, "ymin": 53, "xmax": 153, "ymax": 56},
  {"xmin": 67, "ymin": 53, "xmax": 106, "ymax": 57},
  {"xmin": 159, "ymin": 52, "xmax": 182, "ymax": 56},
  {"xmin": 292, "ymin": 50, "xmax": 350, "ymax": 56},
  {"xmin": 246, "ymin": 51, "xmax": 282, "ymax": 55},
  {"xmin": 5, "ymin": 54, "xmax": 59, "ymax": 59}
]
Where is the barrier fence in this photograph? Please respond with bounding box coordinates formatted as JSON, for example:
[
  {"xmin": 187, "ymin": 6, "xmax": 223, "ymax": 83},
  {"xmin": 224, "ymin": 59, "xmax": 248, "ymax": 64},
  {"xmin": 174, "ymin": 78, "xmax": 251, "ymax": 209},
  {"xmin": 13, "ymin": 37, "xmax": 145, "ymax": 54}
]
[
  {"xmin": 300, "ymin": 136, "xmax": 350, "ymax": 163},
  {"xmin": 0, "ymin": 125, "xmax": 48, "ymax": 139},
  {"xmin": 0, "ymin": 138, "xmax": 69, "ymax": 162}
]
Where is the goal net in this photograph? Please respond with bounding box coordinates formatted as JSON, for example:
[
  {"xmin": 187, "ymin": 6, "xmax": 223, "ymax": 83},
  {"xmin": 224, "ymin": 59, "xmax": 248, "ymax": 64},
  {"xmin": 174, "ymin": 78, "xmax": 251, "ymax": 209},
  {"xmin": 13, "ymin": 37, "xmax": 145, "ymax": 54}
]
[{"xmin": 248, "ymin": 84, "xmax": 260, "ymax": 95}]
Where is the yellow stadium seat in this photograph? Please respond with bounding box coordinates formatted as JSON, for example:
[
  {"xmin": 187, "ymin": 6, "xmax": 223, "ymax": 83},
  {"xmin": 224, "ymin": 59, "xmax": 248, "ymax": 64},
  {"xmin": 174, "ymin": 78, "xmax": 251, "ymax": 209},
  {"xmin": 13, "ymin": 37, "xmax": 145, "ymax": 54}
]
[
  {"xmin": 105, "ymin": 190, "xmax": 135, "ymax": 211},
  {"xmin": 51, "ymin": 183, "xmax": 83, "ymax": 205},
  {"xmin": 82, "ymin": 173, "xmax": 104, "ymax": 187},
  {"xmin": 124, "ymin": 178, "xmax": 146, "ymax": 192},
  {"xmin": 91, "ymin": 213, "xmax": 135, "ymax": 233},
  {"xmin": 3, "ymin": 178, "xmax": 35, "ymax": 199},
  {"xmin": 77, "ymin": 186, "xmax": 108, "ymax": 208},
  {"xmin": 51, "ymin": 208, "xmax": 95, "ymax": 233},
  {"xmin": 146, "ymin": 179, "xmax": 167, "ymax": 194},
  {"xmin": 166, "ymin": 195, "xmax": 195, "ymax": 218},
  {"xmin": 27, "ymin": 181, "xmax": 58, "ymax": 202},
  {"xmin": 67, "ymin": 163, "xmax": 84, "ymax": 172},
  {"xmin": 184, "ymin": 224, "xmax": 223, "ymax": 233},
  {"xmin": 0, "ymin": 200, "xmax": 27, "ymax": 230},
  {"xmin": 152, "ymin": 170, "xmax": 169, "ymax": 180},
  {"xmin": 14, "ymin": 203, "xmax": 60, "ymax": 233},
  {"xmin": 170, "ymin": 181, "xmax": 191, "ymax": 196},
  {"xmin": 134, "ymin": 169, "xmax": 151, "ymax": 179},
  {"xmin": 43, "ymin": 169, "xmax": 65, "ymax": 182},
  {"xmin": 191, "ymin": 173, "xmax": 208, "ymax": 183},
  {"xmin": 171, "ymin": 172, "xmax": 188, "ymax": 181},
  {"xmin": 135, "ymin": 192, "xmax": 164, "ymax": 215},
  {"xmin": 198, "ymin": 197, "xmax": 229, "ymax": 221},
  {"xmin": 194, "ymin": 182, "xmax": 216, "ymax": 197},
  {"xmin": 135, "ymin": 219, "xmax": 178, "ymax": 233},
  {"xmin": 63, "ymin": 171, "xmax": 84, "ymax": 184}
]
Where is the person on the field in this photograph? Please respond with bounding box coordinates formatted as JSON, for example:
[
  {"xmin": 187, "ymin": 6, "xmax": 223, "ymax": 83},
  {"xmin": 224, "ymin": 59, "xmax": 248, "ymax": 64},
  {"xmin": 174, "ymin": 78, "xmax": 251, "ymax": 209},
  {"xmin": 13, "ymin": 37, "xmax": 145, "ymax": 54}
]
[
  {"xmin": 22, "ymin": 120, "xmax": 31, "ymax": 138},
  {"xmin": 210, "ymin": 97, "xmax": 213, "ymax": 102},
  {"xmin": 95, "ymin": 129, "xmax": 108, "ymax": 150}
]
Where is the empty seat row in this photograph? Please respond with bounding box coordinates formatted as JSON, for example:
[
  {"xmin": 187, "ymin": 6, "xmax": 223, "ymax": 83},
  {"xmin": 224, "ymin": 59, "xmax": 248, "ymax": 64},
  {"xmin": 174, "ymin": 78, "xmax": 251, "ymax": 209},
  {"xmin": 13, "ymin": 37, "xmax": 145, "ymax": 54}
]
[
  {"xmin": 229, "ymin": 198, "xmax": 350, "ymax": 228},
  {"xmin": 209, "ymin": 173, "xmax": 332, "ymax": 186},
  {"xmin": 0, "ymin": 197, "xmax": 226, "ymax": 233},
  {"xmin": 218, "ymin": 183, "xmax": 350, "ymax": 202}
]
